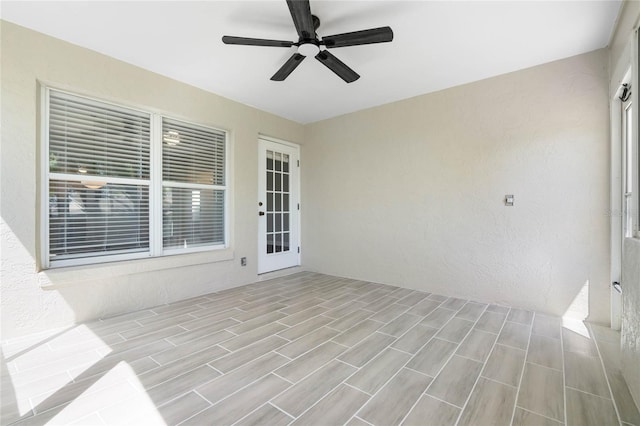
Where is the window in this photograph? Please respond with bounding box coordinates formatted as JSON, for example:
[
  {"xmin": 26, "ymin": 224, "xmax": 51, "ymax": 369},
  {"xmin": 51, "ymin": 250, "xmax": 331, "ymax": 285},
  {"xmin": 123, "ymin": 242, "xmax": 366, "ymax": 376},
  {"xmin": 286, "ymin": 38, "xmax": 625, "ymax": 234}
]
[
  {"xmin": 43, "ymin": 88, "xmax": 227, "ymax": 268},
  {"xmin": 162, "ymin": 119, "xmax": 225, "ymax": 251},
  {"xmin": 623, "ymin": 96, "xmax": 634, "ymax": 237}
]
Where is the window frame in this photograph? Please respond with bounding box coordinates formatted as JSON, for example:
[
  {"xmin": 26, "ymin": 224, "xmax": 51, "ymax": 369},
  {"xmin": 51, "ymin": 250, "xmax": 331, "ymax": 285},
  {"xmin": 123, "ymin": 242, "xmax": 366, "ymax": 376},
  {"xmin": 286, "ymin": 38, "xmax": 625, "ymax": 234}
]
[
  {"xmin": 623, "ymin": 96, "xmax": 634, "ymax": 238},
  {"xmin": 40, "ymin": 86, "xmax": 229, "ymax": 269}
]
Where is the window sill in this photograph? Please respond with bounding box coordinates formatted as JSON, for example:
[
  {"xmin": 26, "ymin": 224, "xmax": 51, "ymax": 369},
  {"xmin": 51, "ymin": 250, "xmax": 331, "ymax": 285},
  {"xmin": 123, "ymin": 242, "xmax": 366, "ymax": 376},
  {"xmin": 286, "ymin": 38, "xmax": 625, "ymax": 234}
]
[{"xmin": 38, "ymin": 248, "xmax": 234, "ymax": 289}]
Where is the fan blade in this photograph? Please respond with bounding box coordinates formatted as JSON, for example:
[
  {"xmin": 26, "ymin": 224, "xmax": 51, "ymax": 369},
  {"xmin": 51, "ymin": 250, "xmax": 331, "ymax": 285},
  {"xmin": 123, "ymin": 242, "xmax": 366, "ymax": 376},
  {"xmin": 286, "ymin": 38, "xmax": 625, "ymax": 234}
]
[
  {"xmin": 286, "ymin": 0, "xmax": 315, "ymax": 39},
  {"xmin": 321, "ymin": 26, "xmax": 393, "ymax": 48},
  {"xmin": 222, "ymin": 36, "xmax": 294, "ymax": 47},
  {"xmin": 271, "ymin": 53, "xmax": 306, "ymax": 81},
  {"xmin": 315, "ymin": 50, "xmax": 359, "ymax": 83}
]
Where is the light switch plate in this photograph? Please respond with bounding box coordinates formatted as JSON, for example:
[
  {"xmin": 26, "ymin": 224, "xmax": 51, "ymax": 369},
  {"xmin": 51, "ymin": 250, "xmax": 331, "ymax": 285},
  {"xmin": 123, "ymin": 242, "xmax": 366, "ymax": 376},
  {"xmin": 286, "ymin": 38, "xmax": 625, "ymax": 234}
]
[{"xmin": 505, "ymin": 195, "xmax": 514, "ymax": 206}]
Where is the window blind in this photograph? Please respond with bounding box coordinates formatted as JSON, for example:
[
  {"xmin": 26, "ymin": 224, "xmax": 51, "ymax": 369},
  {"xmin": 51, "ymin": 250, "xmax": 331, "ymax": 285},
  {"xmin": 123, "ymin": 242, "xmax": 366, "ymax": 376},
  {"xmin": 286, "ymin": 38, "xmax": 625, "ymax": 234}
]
[
  {"xmin": 48, "ymin": 90, "xmax": 151, "ymax": 262},
  {"xmin": 162, "ymin": 118, "xmax": 226, "ymax": 250}
]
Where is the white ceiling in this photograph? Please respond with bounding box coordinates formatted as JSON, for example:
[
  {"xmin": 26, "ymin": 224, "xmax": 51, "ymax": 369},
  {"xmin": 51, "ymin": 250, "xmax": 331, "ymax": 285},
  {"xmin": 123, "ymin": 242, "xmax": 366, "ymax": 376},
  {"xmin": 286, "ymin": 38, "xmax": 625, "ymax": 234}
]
[{"xmin": 2, "ymin": 1, "xmax": 621, "ymax": 124}]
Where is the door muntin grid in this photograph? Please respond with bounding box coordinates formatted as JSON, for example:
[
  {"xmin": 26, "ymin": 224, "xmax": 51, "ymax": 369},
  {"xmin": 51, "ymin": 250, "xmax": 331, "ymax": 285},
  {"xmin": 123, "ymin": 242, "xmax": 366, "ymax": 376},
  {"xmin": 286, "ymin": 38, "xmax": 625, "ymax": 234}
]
[{"xmin": 266, "ymin": 150, "xmax": 291, "ymax": 254}]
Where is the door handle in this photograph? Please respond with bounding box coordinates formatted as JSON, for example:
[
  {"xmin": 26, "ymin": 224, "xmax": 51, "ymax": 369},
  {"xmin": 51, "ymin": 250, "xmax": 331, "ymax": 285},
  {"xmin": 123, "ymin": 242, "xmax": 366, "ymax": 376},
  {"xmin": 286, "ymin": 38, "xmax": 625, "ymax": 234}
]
[{"xmin": 259, "ymin": 211, "xmax": 265, "ymax": 216}]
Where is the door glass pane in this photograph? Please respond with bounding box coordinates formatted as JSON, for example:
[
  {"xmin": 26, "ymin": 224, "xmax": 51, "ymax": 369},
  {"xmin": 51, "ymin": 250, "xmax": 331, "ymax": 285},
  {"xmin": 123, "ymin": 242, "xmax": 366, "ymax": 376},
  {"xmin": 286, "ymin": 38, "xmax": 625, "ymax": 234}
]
[
  {"xmin": 283, "ymin": 174, "xmax": 289, "ymax": 193},
  {"xmin": 275, "ymin": 193, "xmax": 281, "ymax": 212},
  {"xmin": 275, "ymin": 172, "xmax": 282, "ymax": 191},
  {"xmin": 283, "ymin": 213, "xmax": 289, "ymax": 232},
  {"xmin": 283, "ymin": 232, "xmax": 289, "ymax": 251},
  {"xmin": 275, "ymin": 233, "xmax": 282, "ymax": 252},
  {"xmin": 283, "ymin": 154, "xmax": 289, "ymax": 172},
  {"xmin": 267, "ymin": 193, "xmax": 274, "ymax": 212},
  {"xmin": 275, "ymin": 152, "xmax": 282, "ymax": 171},
  {"xmin": 275, "ymin": 213, "xmax": 282, "ymax": 232},
  {"xmin": 267, "ymin": 151, "xmax": 274, "ymax": 171},
  {"xmin": 267, "ymin": 213, "xmax": 274, "ymax": 233},
  {"xmin": 267, "ymin": 234, "xmax": 273, "ymax": 253},
  {"xmin": 283, "ymin": 194, "xmax": 289, "ymax": 212},
  {"xmin": 267, "ymin": 171, "xmax": 273, "ymax": 191}
]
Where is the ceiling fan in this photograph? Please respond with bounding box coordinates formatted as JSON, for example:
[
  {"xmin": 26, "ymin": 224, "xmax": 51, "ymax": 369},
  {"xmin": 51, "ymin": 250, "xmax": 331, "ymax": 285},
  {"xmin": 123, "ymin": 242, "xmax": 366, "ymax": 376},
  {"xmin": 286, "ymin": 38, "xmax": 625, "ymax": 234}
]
[{"xmin": 222, "ymin": 0, "xmax": 393, "ymax": 83}]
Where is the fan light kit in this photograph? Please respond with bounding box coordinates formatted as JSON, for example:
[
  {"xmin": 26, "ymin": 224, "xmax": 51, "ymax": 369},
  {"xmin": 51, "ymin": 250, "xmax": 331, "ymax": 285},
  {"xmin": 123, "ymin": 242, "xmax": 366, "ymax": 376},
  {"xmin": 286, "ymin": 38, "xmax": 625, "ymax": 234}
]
[{"xmin": 222, "ymin": 0, "xmax": 394, "ymax": 83}]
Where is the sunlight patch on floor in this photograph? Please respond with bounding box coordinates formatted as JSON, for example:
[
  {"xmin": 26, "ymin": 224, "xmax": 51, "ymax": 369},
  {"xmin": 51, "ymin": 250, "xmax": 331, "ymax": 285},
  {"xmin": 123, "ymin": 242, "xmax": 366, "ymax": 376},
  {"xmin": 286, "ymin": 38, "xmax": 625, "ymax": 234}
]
[{"xmin": 562, "ymin": 279, "xmax": 590, "ymax": 338}]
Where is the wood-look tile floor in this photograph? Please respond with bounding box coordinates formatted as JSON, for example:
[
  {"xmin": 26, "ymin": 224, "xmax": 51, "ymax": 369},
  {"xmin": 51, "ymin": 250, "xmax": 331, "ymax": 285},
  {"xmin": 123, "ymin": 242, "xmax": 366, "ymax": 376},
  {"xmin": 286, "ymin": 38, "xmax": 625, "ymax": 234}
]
[{"xmin": 1, "ymin": 272, "xmax": 638, "ymax": 426}]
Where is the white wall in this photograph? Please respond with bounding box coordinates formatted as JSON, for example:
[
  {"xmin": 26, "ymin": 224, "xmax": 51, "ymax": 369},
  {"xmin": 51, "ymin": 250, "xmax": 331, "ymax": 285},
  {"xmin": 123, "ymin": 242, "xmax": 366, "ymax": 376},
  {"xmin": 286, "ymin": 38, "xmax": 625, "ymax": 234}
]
[
  {"xmin": 609, "ymin": 0, "xmax": 640, "ymax": 408},
  {"xmin": 303, "ymin": 50, "xmax": 611, "ymax": 323},
  {"xmin": 0, "ymin": 21, "xmax": 304, "ymax": 340}
]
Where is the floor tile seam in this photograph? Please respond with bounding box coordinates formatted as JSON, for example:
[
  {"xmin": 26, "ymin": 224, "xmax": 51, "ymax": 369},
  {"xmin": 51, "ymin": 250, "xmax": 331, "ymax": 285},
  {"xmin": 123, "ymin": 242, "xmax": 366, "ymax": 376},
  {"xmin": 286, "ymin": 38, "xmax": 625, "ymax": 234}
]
[
  {"xmin": 26, "ymin": 363, "xmax": 140, "ymax": 415},
  {"xmin": 94, "ymin": 410, "xmax": 108, "ymax": 425},
  {"xmin": 219, "ymin": 330, "xmax": 287, "ymax": 352},
  {"xmin": 524, "ymin": 358, "xmax": 563, "ymax": 373},
  {"xmin": 208, "ymin": 364, "xmax": 225, "ymax": 376},
  {"xmin": 278, "ymin": 311, "xmax": 330, "ymax": 327},
  {"xmin": 143, "ymin": 363, "xmax": 221, "ymax": 395},
  {"xmin": 279, "ymin": 355, "xmax": 377, "ymax": 423},
  {"xmin": 587, "ymin": 322, "xmax": 624, "ymax": 425},
  {"xmin": 9, "ymin": 357, "xmax": 96, "ymax": 388},
  {"xmin": 406, "ymin": 351, "xmax": 470, "ymax": 426},
  {"xmin": 353, "ymin": 415, "xmax": 376, "ymax": 426},
  {"xmin": 272, "ymin": 372, "xmax": 296, "ymax": 385},
  {"xmin": 391, "ymin": 345, "xmax": 417, "ymax": 356},
  {"xmin": 506, "ymin": 311, "xmax": 534, "ymax": 426},
  {"xmin": 266, "ymin": 401, "xmax": 297, "ymax": 422},
  {"xmin": 530, "ymin": 330, "xmax": 561, "ymax": 341},
  {"xmin": 559, "ymin": 317, "xmax": 568, "ymax": 426},
  {"xmin": 296, "ymin": 352, "xmax": 392, "ymax": 424},
  {"xmin": 275, "ymin": 331, "xmax": 334, "ymax": 359},
  {"xmin": 423, "ymin": 392, "xmax": 465, "ymax": 409},
  {"xmin": 175, "ymin": 395, "xmax": 216, "ymax": 426},
  {"xmin": 435, "ymin": 334, "xmax": 468, "ymax": 346},
  {"xmin": 211, "ymin": 340, "xmax": 291, "ymax": 375},
  {"xmin": 495, "ymin": 340, "xmax": 528, "ymax": 352},
  {"xmin": 469, "ymin": 325, "xmax": 500, "ymax": 336},
  {"xmin": 14, "ymin": 345, "xmax": 112, "ymax": 375},
  {"xmin": 118, "ymin": 322, "xmax": 192, "ymax": 341},
  {"xmin": 327, "ymin": 312, "xmax": 378, "ymax": 333},
  {"xmin": 29, "ymin": 374, "xmax": 142, "ymax": 418},
  {"xmin": 194, "ymin": 363, "xmax": 291, "ymax": 411},
  {"xmin": 274, "ymin": 345, "xmax": 358, "ymax": 392},
  {"xmin": 444, "ymin": 306, "xmax": 511, "ymax": 424},
  {"xmin": 516, "ymin": 405, "xmax": 564, "ymax": 424},
  {"xmin": 419, "ymin": 303, "xmax": 493, "ymax": 426},
  {"xmin": 328, "ymin": 306, "xmax": 431, "ymax": 362},
  {"xmin": 480, "ymin": 375, "xmax": 518, "ymax": 390},
  {"xmin": 403, "ymin": 365, "xmax": 435, "ymax": 379},
  {"xmin": 335, "ymin": 358, "xmax": 362, "ymax": 371},
  {"xmin": 341, "ymin": 312, "xmax": 458, "ymax": 425},
  {"xmin": 565, "ymin": 385, "xmax": 615, "ymax": 401},
  {"xmin": 505, "ymin": 318, "xmax": 533, "ymax": 327},
  {"xmin": 454, "ymin": 352, "xmax": 486, "ymax": 364},
  {"xmin": 329, "ymin": 307, "xmax": 410, "ymax": 348},
  {"xmin": 148, "ymin": 341, "xmax": 229, "ymax": 366},
  {"xmin": 267, "ymin": 360, "xmax": 357, "ymax": 422},
  {"xmin": 343, "ymin": 381, "xmax": 373, "ymax": 397}
]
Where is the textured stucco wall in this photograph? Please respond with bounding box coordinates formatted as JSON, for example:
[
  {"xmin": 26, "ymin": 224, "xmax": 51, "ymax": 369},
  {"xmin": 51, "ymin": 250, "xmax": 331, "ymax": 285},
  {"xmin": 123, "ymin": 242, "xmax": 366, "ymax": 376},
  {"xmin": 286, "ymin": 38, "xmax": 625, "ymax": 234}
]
[
  {"xmin": 621, "ymin": 238, "xmax": 640, "ymax": 408},
  {"xmin": 303, "ymin": 50, "xmax": 611, "ymax": 323},
  {"xmin": 0, "ymin": 21, "xmax": 304, "ymax": 340}
]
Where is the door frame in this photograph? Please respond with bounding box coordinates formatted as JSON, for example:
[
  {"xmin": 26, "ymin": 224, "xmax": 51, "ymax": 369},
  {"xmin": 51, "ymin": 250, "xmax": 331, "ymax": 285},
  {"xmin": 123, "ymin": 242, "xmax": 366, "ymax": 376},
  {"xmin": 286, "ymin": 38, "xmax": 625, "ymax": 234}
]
[
  {"xmin": 610, "ymin": 68, "xmax": 632, "ymax": 330},
  {"xmin": 257, "ymin": 135, "xmax": 301, "ymax": 274}
]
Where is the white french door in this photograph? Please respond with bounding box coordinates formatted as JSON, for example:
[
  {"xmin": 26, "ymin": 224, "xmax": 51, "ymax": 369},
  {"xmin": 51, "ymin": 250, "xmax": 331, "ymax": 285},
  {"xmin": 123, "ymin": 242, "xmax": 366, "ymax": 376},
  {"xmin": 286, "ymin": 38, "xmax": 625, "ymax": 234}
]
[{"xmin": 258, "ymin": 137, "xmax": 300, "ymax": 273}]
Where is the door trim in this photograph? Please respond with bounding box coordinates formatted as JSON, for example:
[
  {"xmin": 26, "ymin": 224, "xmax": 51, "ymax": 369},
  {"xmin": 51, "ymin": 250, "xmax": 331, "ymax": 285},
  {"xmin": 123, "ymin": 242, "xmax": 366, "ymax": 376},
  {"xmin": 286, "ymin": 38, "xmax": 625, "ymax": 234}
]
[{"xmin": 257, "ymin": 135, "xmax": 301, "ymax": 274}]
